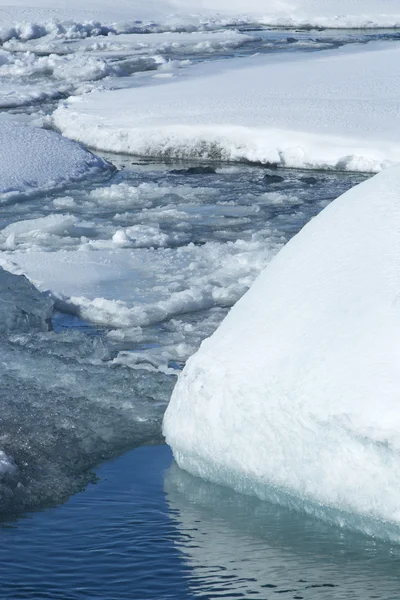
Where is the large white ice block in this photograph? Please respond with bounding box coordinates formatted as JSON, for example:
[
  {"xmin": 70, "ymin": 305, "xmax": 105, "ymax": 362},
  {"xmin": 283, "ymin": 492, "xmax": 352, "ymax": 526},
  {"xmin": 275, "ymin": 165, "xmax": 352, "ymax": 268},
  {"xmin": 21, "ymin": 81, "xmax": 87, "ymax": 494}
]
[{"xmin": 163, "ymin": 165, "xmax": 400, "ymax": 530}]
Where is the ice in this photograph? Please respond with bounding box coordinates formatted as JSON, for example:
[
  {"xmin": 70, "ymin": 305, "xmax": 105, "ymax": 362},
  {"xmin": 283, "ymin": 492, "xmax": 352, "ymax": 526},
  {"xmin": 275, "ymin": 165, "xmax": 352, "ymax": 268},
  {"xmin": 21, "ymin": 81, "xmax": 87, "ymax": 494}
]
[
  {"xmin": 0, "ymin": 163, "xmax": 364, "ymax": 373},
  {"xmin": 0, "ymin": 267, "xmax": 53, "ymax": 333},
  {"xmin": 165, "ymin": 465, "xmax": 400, "ymax": 596},
  {"xmin": 0, "ymin": 151, "xmax": 367, "ymax": 514},
  {"xmin": 53, "ymin": 42, "xmax": 400, "ymax": 172},
  {"xmin": 0, "ymin": 26, "xmax": 258, "ymax": 113},
  {"xmin": 0, "ymin": 452, "xmax": 15, "ymax": 477},
  {"xmin": 1, "ymin": 0, "xmax": 400, "ymax": 36},
  {"xmin": 0, "ymin": 122, "xmax": 111, "ymax": 201},
  {"xmin": 163, "ymin": 164, "xmax": 400, "ymax": 536},
  {"xmin": 1, "ymin": 236, "xmax": 278, "ymax": 329},
  {"xmin": 0, "ymin": 268, "xmax": 174, "ymax": 514},
  {"xmin": 4, "ymin": 30, "xmax": 255, "ymax": 56},
  {"xmin": 0, "ymin": 328, "xmax": 174, "ymax": 514}
]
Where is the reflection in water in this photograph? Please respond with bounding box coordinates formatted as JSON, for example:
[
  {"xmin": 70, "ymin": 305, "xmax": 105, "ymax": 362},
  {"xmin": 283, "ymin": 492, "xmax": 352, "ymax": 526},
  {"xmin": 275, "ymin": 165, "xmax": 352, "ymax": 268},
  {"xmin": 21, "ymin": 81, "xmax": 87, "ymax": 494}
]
[{"xmin": 165, "ymin": 462, "xmax": 400, "ymax": 600}]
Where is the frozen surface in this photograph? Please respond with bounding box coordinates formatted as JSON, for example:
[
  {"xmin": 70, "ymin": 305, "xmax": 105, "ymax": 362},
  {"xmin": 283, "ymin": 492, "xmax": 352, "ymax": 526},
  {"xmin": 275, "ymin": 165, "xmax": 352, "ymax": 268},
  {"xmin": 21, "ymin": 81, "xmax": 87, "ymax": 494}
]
[
  {"xmin": 1, "ymin": 162, "xmax": 363, "ymax": 375},
  {"xmin": 54, "ymin": 42, "xmax": 400, "ymax": 172},
  {"xmin": 0, "ymin": 240, "xmax": 276, "ymax": 330},
  {"xmin": 1, "ymin": 0, "xmax": 400, "ymax": 34},
  {"xmin": 164, "ymin": 165, "xmax": 400, "ymax": 538},
  {"xmin": 0, "ymin": 30, "xmax": 260, "ymax": 110},
  {"xmin": 0, "ymin": 122, "xmax": 110, "ymax": 200},
  {"xmin": 0, "ymin": 267, "xmax": 53, "ymax": 333},
  {"xmin": 0, "ymin": 329, "xmax": 174, "ymax": 514}
]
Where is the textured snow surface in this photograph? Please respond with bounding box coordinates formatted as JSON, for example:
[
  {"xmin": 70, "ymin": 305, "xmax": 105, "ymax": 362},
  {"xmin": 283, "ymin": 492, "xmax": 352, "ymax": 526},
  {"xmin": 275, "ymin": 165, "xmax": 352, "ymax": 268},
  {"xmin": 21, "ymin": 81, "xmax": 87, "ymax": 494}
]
[
  {"xmin": 163, "ymin": 165, "xmax": 400, "ymax": 535},
  {"xmin": 1, "ymin": 0, "xmax": 400, "ymax": 34},
  {"xmin": 54, "ymin": 43, "xmax": 400, "ymax": 172},
  {"xmin": 0, "ymin": 122, "xmax": 110, "ymax": 200}
]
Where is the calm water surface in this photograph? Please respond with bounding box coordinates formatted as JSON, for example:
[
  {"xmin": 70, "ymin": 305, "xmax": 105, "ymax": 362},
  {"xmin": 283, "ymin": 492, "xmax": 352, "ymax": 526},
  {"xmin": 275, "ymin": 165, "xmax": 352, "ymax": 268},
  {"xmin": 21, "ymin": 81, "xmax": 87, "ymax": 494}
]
[{"xmin": 1, "ymin": 445, "xmax": 400, "ymax": 600}]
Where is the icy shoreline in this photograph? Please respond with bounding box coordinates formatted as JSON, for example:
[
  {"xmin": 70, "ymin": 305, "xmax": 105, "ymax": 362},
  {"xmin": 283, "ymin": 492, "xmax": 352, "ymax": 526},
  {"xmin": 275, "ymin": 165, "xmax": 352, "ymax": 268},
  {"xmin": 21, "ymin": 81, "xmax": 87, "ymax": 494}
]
[
  {"xmin": 2, "ymin": 0, "xmax": 400, "ymax": 40},
  {"xmin": 53, "ymin": 42, "xmax": 400, "ymax": 173}
]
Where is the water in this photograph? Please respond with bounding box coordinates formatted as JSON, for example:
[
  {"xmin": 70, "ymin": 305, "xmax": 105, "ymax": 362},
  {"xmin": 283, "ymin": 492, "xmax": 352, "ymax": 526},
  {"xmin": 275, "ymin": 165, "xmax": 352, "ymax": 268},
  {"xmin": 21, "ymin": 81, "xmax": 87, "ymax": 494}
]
[
  {"xmin": 1, "ymin": 445, "xmax": 400, "ymax": 600},
  {"xmin": 0, "ymin": 19, "xmax": 397, "ymax": 600}
]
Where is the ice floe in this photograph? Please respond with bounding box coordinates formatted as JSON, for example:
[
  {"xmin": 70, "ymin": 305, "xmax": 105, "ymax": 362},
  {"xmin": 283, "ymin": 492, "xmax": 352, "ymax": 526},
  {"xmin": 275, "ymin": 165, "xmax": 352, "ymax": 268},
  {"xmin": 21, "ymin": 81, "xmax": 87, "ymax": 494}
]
[
  {"xmin": 164, "ymin": 164, "xmax": 400, "ymax": 536},
  {"xmin": 54, "ymin": 42, "xmax": 400, "ymax": 172}
]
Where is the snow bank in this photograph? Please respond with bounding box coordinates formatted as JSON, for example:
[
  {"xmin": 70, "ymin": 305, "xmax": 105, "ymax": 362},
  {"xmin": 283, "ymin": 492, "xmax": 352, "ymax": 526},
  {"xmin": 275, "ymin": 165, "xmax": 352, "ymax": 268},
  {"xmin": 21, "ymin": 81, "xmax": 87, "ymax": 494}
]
[
  {"xmin": 54, "ymin": 43, "xmax": 400, "ymax": 172},
  {"xmin": 176, "ymin": 0, "xmax": 400, "ymax": 28},
  {"xmin": 1, "ymin": 0, "xmax": 400, "ymax": 38},
  {"xmin": 0, "ymin": 122, "xmax": 111, "ymax": 201},
  {"xmin": 163, "ymin": 164, "xmax": 400, "ymax": 536}
]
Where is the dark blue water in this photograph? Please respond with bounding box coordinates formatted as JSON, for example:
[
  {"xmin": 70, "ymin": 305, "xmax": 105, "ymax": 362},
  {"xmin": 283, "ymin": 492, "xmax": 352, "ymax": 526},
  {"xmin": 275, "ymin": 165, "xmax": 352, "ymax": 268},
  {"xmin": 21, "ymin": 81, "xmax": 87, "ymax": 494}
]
[{"xmin": 2, "ymin": 445, "xmax": 400, "ymax": 600}]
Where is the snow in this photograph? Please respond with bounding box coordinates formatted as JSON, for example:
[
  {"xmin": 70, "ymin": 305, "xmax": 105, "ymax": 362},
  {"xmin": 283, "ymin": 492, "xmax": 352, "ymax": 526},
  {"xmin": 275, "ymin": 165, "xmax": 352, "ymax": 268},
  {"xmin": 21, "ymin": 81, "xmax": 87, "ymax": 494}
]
[
  {"xmin": 163, "ymin": 164, "xmax": 400, "ymax": 536},
  {"xmin": 54, "ymin": 42, "xmax": 400, "ymax": 173},
  {"xmin": 0, "ymin": 30, "xmax": 255, "ymax": 108},
  {"xmin": 1, "ymin": 0, "xmax": 400, "ymax": 35},
  {"xmin": 0, "ymin": 122, "xmax": 111, "ymax": 201}
]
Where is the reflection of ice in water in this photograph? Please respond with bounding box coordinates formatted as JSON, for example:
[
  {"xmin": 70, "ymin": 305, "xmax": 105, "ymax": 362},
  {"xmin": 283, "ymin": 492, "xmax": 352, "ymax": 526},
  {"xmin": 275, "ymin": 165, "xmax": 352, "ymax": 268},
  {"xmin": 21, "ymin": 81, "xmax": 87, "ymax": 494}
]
[{"xmin": 165, "ymin": 463, "xmax": 400, "ymax": 599}]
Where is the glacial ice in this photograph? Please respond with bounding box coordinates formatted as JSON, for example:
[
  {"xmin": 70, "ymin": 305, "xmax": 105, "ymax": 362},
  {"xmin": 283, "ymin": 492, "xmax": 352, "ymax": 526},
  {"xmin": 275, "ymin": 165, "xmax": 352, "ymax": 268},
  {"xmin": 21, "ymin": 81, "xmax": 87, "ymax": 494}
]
[{"xmin": 163, "ymin": 165, "xmax": 400, "ymax": 536}]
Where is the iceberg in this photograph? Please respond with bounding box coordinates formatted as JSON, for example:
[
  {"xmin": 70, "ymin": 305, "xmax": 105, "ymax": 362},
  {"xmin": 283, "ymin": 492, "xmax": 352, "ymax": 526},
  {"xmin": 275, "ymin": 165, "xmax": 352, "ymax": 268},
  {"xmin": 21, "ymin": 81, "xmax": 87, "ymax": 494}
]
[{"xmin": 163, "ymin": 164, "xmax": 400, "ymax": 535}]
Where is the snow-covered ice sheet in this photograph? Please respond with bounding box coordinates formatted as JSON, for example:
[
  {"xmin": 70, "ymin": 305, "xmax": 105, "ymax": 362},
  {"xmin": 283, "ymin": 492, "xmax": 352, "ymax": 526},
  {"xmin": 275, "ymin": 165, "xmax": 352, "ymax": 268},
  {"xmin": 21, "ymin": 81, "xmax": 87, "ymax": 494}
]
[
  {"xmin": 0, "ymin": 122, "xmax": 111, "ymax": 201},
  {"xmin": 1, "ymin": 0, "xmax": 400, "ymax": 38},
  {"xmin": 163, "ymin": 164, "xmax": 400, "ymax": 538},
  {"xmin": 54, "ymin": 42, "xmax": 400, "ymax": 172}
]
